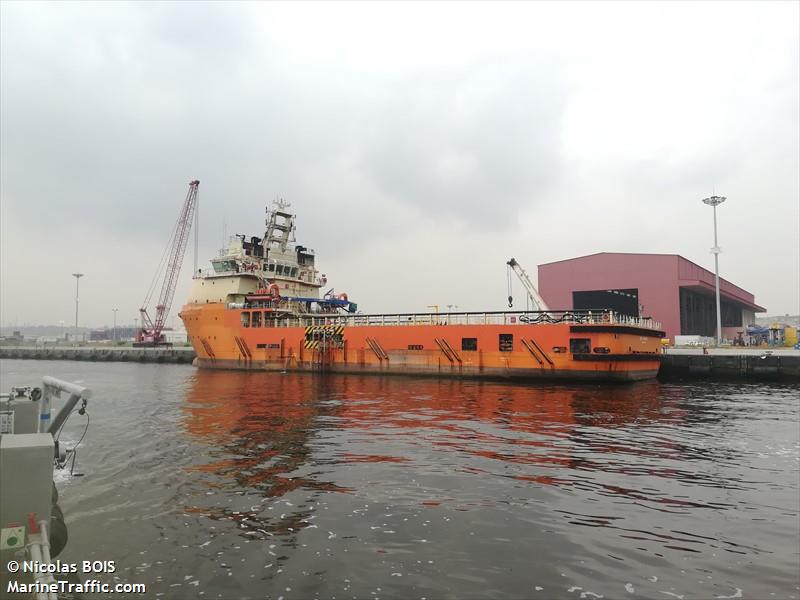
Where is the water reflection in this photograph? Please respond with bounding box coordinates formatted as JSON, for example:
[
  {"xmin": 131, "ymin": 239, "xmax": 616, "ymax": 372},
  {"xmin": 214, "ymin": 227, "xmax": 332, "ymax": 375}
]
[
  {"xmin": 177, "ymin": 371, "xmax": 798, "ymax": 595},
  {"xmin": 180, "ymin": 373, "xmax": 692, "ymax": 508},
  {"xmin": 6, "ymin": 356, "xmax": 790, "ymax": 599}
]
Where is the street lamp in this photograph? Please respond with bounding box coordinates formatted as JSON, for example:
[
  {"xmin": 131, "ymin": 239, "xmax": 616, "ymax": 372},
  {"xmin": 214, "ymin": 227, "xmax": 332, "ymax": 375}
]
[
  {"xmin": 701, "ymin": 195, "xmax": 726, "ymax": 345},
  {"xmin": 72, "ymin": 273, "xmax": 84, "ymax": 336},
  {"xmin": 112, "ymin": 308, "xmax": 119, "ymax": 342}
]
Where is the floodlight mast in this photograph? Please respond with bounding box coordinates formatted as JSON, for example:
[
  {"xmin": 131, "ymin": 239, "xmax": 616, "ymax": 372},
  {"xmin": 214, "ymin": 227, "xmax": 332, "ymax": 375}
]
[{"xmin": 702, "ymin": 195, "xmax": 726, "ymax": 345}]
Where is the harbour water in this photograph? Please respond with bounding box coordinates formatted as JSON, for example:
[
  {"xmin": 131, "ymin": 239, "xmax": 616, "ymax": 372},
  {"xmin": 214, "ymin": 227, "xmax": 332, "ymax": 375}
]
[{"xmin": 1, "ymin": 360, "xmax": 798, "ymax": 599}]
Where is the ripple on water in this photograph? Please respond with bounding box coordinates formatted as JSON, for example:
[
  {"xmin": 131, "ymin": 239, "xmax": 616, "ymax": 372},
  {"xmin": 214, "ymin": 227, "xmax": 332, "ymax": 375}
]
[{"xmin": 2, "ymin": 361, "xmax": 798, "ymax": 599}]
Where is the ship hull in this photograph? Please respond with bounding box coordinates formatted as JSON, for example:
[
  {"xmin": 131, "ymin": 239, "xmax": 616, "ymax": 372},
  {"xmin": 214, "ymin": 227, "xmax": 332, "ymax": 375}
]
[
  {"xmin": 181, "ymin": 304, "xmax": 663, "ymax": 382},
  {"xmin": 192, "ymin": 357, "xmax": 658, "ymax": 381}
]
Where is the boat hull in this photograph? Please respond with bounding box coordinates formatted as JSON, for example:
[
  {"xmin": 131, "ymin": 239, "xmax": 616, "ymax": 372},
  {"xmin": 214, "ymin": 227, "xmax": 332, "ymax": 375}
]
[
  {"xmin": 192, "ymin": 357, "xmax": 658, "ymax": 381},
  {"xmin": 181, "ymin": 303, "xmax": 663, "ymax": 382}
]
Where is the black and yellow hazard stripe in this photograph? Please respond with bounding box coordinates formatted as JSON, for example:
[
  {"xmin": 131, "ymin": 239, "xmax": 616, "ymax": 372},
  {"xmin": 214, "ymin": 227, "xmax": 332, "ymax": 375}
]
[{"xmin": 304, "ymin": 324, "xmax": 345, "ymax": 339}]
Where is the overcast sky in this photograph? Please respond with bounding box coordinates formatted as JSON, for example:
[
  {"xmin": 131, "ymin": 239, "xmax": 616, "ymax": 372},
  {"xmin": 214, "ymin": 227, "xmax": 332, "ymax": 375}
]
[{"xmin": 1, "ymin": 1, "xmax": 798, "ymax": 328}]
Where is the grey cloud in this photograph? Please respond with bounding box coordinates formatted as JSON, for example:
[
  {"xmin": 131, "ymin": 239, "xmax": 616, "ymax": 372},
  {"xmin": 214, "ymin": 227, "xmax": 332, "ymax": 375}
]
[
  {"xmin": 2, "ymin": 3, "xmax": 569, "ymax": 244},
  {"xmin": 1, "ymin": 1, "xmax": 797, "ymax": 325},
  {"xmin": 355, "ymin": 57, "xmax": 566, "ymax": 227}
]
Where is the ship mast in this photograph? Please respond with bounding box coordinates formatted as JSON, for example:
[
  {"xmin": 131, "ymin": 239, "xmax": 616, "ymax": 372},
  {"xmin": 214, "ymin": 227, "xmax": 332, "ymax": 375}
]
[{"xmin": 263, "ymin": 198, "xmax": 295, "ymax": 253}]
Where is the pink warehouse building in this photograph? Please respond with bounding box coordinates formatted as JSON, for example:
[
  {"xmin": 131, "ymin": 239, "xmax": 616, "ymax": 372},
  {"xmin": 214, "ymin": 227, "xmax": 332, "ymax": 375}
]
[{"xmin": 537, "ymin": 253, "xmax": 765, "ymax": 342}]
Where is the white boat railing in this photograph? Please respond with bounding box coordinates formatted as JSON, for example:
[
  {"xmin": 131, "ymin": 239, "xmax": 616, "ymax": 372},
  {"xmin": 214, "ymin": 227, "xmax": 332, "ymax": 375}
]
[{"xmin": 242, "ymin": 309, "xmax": 662, "ymax": 332}]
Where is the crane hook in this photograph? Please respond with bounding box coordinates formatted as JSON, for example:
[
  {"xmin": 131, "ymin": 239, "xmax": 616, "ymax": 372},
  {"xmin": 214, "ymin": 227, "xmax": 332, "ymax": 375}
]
[{"xmin": 506, "ymin": 263, "xmax": 514, "ymax": 308}]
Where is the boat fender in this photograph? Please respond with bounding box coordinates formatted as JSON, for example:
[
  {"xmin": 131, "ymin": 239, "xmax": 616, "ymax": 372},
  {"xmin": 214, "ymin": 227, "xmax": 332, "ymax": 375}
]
[
  {"xmin": 50, "ymin": 483, "xmax": 68, "ymax": 557},
  {"xmin": 50, "ymin": 502, "xmax": 68, "ymax": 557}
]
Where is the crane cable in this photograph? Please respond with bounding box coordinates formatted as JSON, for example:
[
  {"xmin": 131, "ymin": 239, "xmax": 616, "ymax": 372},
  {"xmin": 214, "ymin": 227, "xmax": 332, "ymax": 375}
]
[
  {"xmin": 141, "ymin": 215, "xmax": 181, "ymax": 310},
  {"xmin": 507, "ymin": 263, "xmax": 513, "ymax": 308}
]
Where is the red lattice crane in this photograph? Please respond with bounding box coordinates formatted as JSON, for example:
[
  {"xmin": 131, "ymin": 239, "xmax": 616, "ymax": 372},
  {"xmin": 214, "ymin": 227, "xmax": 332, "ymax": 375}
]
[{"xmin": 135, "ymin": 180, "xmax": 200, "ymax": 347}]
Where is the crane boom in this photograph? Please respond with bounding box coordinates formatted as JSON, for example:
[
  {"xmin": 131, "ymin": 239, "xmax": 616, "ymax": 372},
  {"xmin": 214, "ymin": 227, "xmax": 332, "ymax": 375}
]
[
  {"xmin": 137, "ymin": 180, "xmax": 200, "ymax": 346},
  {"xmin": 507, "ymin": 257, "xmax": 550, "ymax": 311}
]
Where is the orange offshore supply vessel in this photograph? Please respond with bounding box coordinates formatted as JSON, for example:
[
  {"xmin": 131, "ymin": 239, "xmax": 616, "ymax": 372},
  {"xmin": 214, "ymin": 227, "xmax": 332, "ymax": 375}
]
[{"xmin": 180, "ymin": 200, "xmax": 665, "ymax": 382}]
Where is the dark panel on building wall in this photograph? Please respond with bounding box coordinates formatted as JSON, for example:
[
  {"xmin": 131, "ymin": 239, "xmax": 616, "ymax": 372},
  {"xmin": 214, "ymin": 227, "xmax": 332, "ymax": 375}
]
[
  {"xmin": 680, "ymin": 288, "xmax": 743, "ymax": 335},
  {"xmin": 721, "ymin": 301, "xmax": 743, "ymax": 327},
  {"xmin": 573, "ymin": 289, "xmax": 639, "ymax": 317},
  {"xmin": 680, "ymin": 288, "xmax": 714, "ymax": 336}
]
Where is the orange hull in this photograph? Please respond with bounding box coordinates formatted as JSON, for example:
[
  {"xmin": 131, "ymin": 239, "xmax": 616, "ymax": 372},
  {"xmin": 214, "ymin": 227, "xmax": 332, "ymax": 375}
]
[{"xmin": 181, "ymin": 304, "xmax": 663, "ymax": 382}]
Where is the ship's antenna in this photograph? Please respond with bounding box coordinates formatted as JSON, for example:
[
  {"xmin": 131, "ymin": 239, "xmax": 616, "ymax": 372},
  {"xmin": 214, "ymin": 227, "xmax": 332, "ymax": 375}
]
[{"xmin": 222, "ymin": 218, "xmax": 227, "ymax": 251}]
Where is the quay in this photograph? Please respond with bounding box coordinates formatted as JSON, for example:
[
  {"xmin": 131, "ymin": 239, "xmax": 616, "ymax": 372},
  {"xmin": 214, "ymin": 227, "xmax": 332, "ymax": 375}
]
[
  {"xmin": 1, "ymin": 345, "xmax": 797, "ymax": 379},
  {"xmin": 0, "ymin": 345, "xmax": 196, "ymax": 364},
  {"xmin": 659, "ymin": 348, "xmax": 800, "ymax": 380}
]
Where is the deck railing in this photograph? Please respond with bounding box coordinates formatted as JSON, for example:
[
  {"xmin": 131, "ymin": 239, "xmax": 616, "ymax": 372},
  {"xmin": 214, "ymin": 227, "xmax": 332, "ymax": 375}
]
[{"xmin": 240, "ymin": 309, "xmax": 662, "ymax": 332}]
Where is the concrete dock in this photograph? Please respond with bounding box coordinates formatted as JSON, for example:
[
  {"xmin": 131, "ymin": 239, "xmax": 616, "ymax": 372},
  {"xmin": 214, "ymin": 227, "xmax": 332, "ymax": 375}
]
[
  {"xmin": 0, "ymin": 345, "xmax": 196, "ymax": 364},
  {"xmin": 659, "ymin": 348, "xmax": 800, "ymax": 379}
]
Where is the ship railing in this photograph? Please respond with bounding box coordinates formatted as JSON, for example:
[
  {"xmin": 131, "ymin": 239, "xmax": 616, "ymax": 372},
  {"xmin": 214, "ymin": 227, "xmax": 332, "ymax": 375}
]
[{"xmin": 258, "ymin": 309, "xmax": 661, "ymax": 331}]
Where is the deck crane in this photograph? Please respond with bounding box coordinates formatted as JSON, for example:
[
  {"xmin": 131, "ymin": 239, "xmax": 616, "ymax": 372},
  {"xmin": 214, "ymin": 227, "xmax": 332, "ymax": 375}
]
[
  {"xmin": 135, "ymin": 180, "xmax": 200, "ymax": 347},
  {"xmin": 506, "ymin": 257, "xmax": 550, "ymax": 311}
]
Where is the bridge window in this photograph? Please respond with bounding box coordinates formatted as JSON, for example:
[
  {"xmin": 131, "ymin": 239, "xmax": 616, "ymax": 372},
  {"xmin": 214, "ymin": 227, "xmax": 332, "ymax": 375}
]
[
  {"xmin": 499, "ymin": 334, "xmax": 513, "ymax": 352},
  {"xmin": 462, "ymin": 337, "xmax": 478, "ymax": 351},
  {"xmin": 241, "ymin": 312, "xmax": 251, "ymax": 328},
  {"xmin": 251, "ymin": 311, "xmax": 262, "ymax": 327},
  {"xmin": 212, "ymin": 259, "xmax": 236, "ymax": 273},
  {"xmin": 569, "ymin": 338, "xmax": 591, "ymax": 354}
]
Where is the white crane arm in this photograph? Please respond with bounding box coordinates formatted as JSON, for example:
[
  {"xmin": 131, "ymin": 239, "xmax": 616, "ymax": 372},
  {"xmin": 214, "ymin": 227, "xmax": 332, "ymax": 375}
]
[{"xmin": 507, "ymin": 258, "xmax": 550, "ymax": 311}]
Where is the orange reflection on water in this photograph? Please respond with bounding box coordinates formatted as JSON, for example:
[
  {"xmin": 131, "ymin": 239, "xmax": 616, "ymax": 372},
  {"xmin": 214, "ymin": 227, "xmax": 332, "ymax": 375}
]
[{"xmin": 181, "ymin": 370, "xmax": 675, "ymax": 500}]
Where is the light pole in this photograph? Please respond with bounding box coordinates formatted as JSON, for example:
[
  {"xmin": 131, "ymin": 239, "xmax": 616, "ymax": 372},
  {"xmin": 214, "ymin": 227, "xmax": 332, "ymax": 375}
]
[
  {"xmin": 72, "ymin": 273, "xmax": 84, "ymax": 338},
  {"xmin": 701, "ymin": 195, "xmax": 726, "ymax": 345},
  {"xmin": 112, "ymin": 308, "xmax": 119, "ymax": 342}
]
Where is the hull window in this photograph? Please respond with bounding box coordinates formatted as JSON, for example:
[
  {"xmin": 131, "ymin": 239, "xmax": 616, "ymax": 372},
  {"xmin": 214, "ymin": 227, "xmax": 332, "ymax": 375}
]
[
  {"xmin": 499, "ymin": 334, "xmax": 513, "ymax": 352},
  {"xmin": 241, "ymin": 312, "xmax": 251, "ymax": 328},
  {"xmin": 569, "ymin": 338, "xmax": 591, "ymax": 354},
  {"xmin": 461, "ymin": 337, "xmax": 478, "ymax": 351}
]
